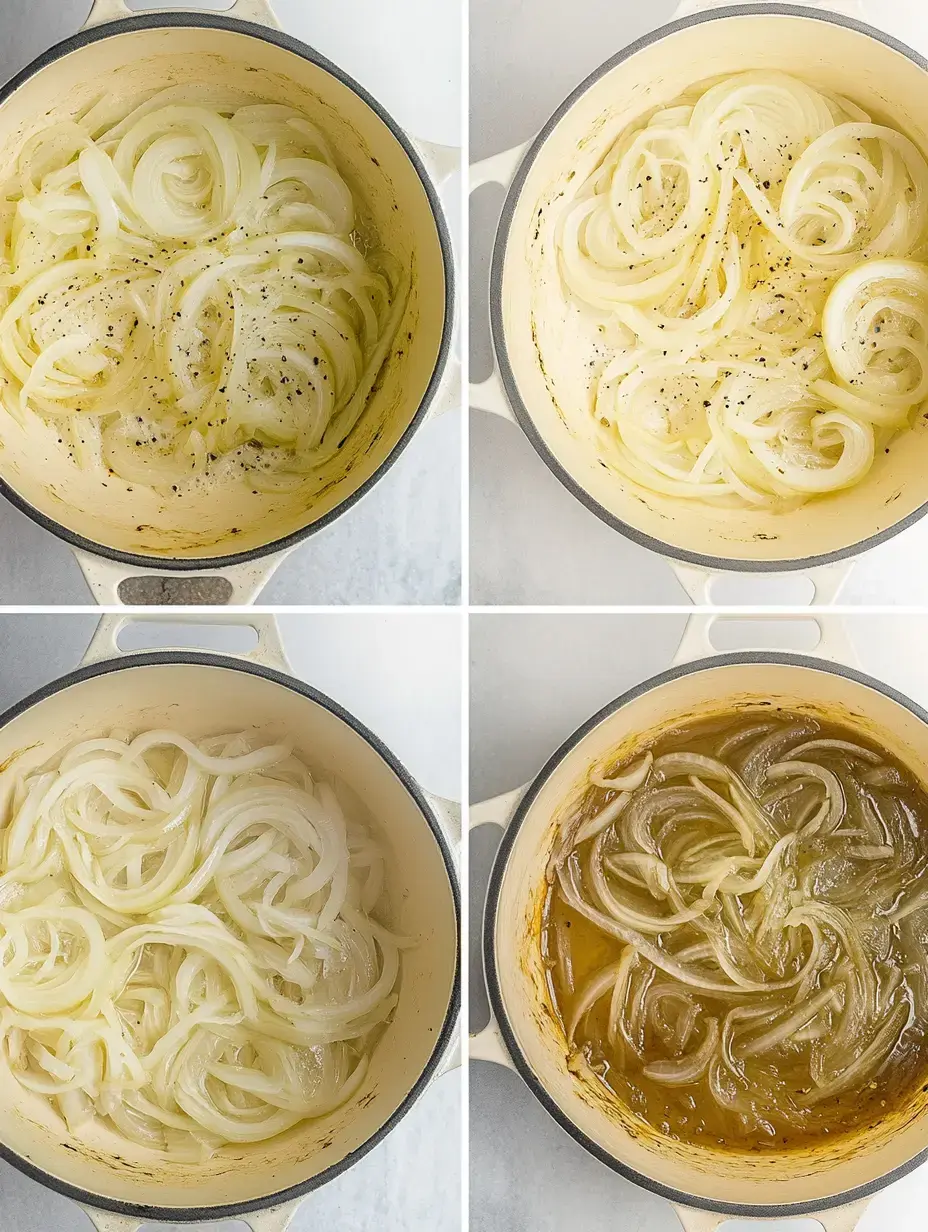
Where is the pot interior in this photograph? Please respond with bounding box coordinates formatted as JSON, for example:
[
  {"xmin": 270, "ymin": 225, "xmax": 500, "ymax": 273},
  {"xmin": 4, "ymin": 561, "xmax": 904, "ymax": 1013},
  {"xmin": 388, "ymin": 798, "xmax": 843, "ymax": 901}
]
[
  {"xmin": 0, "ymin": 21, "xmax": 448, "ymax": 562},
  {"xmin": 0, "ymin": 658, "xmax": 457, "ymax": 1215},
  {"xmin": 491, "ymin": 659, "xmax": 928, "ymax": 1209},
  {"xmin": 499, "ymin": 10, "xmax": 928, "ymax": 567}
]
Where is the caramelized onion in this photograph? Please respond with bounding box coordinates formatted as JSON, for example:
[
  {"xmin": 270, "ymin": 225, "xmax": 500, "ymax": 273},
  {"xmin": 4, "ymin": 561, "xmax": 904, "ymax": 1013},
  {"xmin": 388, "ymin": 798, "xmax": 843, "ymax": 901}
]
[
  {"xmin": 643, "ymin": 1017, "xmax": 719, "ymax": 1085},
  {"xmin": 547, "ymin": 710, "xmax": 928, "ymax": 1150}
]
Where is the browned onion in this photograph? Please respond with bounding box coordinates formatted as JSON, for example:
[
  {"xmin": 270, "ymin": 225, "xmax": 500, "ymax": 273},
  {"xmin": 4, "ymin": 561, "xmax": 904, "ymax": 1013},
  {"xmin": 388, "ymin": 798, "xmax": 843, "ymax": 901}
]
[{"xmin": 545, "ymin": 710, "xmax": 928, "ymax": 1150}]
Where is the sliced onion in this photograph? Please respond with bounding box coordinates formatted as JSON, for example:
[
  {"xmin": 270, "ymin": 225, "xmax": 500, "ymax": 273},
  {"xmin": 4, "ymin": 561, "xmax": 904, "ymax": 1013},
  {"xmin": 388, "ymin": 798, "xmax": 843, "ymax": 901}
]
[
  {"xmin": 568, "ymin": 959, "xmax": 628, "ymax": 1043},
  {"xmin": 552, "ymin": 71, "xmax": 928, "ymax": 508},
  {"xmin": 0, "ymin": 92, "xmax": 405, "ymax": 491},
  {"xmin": 0, "ymin": 731, "xmax": 402, "ymax": 1157},
  {"xmin": 739, "ymin": 985, "xmax": 839, "ymax": 1058},
  {"xmin": 592, "ymin": 752, "xmax": 653, "ymax": 791},
  {"xmin": 549, "ymin": 710, "xmax": 927, "ymax": 1144},
  {"xmin": 643, "ymin": 1017, "xmax": 719, "ymax": 1085},
  {"xmin": 807, "ymin": 1002, "xmax": 908, "ymax": 1103}
]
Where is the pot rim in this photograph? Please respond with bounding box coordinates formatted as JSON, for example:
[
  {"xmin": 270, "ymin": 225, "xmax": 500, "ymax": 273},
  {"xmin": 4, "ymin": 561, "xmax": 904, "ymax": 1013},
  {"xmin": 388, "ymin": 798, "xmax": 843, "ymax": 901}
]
[
  {"xmin": 0, "ymin": 11, "xmax": 455, "ymax": 572},
  {"xmin": 0, "ymin": 648, "xmax": 461, "ymax": 1222},
  {"xmin": 489, "ymin": 3, "xmax": 928, "ymax": 574},
  {"xmin": 483, "ymin": 649, "xmax": 928, "ymax": 1216}
]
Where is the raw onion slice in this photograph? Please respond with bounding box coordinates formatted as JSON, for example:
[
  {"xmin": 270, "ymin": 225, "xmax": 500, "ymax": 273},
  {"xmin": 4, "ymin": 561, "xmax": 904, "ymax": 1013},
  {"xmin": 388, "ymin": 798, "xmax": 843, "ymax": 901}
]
[
  {"xmin": 553, "ymin": 71, "xmax": 928, "ymax": 508},
  {"xmin": 0, "ymin": 91, "xmax": 406, "ymax": 492}
]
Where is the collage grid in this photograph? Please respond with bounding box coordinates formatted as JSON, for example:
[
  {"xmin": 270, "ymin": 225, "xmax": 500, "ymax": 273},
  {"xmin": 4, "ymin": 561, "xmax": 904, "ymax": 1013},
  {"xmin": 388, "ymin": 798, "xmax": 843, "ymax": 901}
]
[{"xmin": 0, "ymin": 2, "xmax": 927, "ymax": 1232}]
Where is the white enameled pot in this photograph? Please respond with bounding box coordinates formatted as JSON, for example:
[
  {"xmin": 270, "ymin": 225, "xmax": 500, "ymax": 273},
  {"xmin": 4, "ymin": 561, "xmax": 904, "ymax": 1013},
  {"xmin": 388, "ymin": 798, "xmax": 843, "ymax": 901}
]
[
  {"xmin": 0, "ymin": 0, "xmax": 458, "ymax": 605},
  {"xmin": 472, "ymin": 615, "xmax": 928, "ymax": 1230},
  {"xmin": 470, "ymin": 1, "xmax": 928, "ymax": 605},
  {"xmin": 0, "ymin": 613, "xmax": 460, "ymax": 1231}
]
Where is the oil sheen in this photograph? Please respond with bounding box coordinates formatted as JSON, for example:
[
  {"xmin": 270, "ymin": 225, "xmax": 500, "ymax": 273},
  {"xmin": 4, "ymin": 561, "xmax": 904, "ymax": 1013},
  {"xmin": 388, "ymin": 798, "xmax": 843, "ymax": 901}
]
[{"xmin": 544, "ymin": 710, "xmax": 928, "ymax": 1152}]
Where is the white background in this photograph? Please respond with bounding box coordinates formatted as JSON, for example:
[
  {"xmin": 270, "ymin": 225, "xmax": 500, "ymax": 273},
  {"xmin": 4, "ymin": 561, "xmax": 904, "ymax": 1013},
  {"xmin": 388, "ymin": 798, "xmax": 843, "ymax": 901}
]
[
  {"xmin": 469, "ymin": 0, "xmax": 928, "ymax": 607},
  {"xmin": 0, "ymin": 610, "xmax": 462, "ymax": 1232},
  {"xmin": 470, "ymin": 610, "xmax": 928, "ymax": 1231},
  {"xmin": 0, "ymin": 0, "xmax": 462, "ymax": 605}
]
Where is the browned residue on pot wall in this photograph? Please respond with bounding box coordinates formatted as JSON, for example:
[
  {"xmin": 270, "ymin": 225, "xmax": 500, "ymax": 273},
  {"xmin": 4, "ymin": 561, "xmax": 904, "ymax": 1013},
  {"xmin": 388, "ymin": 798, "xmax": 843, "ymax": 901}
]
[{"xmin": 515, "ymin": 693, "xmax": 928, "ymax": 1189}]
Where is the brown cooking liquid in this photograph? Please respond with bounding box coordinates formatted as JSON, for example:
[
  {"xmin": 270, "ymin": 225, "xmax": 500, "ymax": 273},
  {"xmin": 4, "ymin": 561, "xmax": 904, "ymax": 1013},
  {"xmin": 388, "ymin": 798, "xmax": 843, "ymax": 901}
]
[{"xmin": 543, "ymin": 710, "xmax": 928, "ymax": 1152}]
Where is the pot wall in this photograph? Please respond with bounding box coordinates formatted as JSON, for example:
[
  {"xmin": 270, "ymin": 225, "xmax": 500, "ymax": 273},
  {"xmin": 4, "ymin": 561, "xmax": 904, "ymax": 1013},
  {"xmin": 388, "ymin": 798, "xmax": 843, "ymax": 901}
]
[
  {"xmin": 490, "ymin": 658, "xmax": 928, "ymax": 1211},
  {"xmin": 497, "ymin": 9, "xmax": 928, "ymax": 567},
  {"xmin": 0, "ymin": 658, "xmax": 458, "ymax": 1217},
  {"xmin": 0, "ymin": 20, "xmax": 449, "ymax": 563}
]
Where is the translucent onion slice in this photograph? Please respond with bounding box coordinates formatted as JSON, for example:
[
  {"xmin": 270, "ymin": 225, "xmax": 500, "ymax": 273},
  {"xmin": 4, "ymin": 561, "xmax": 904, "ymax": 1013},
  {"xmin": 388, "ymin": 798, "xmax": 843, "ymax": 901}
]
[
  {"xmin": 642, "ymin": 1016, "xmax": 719, "ymax": 1085},
  {"xmin": 0, "ymin": 730, "xmax": 405, "ymax": 1158},
  {"xmin": 551, "ymin": 711, "xmax": 928, "ymax": 1144}
]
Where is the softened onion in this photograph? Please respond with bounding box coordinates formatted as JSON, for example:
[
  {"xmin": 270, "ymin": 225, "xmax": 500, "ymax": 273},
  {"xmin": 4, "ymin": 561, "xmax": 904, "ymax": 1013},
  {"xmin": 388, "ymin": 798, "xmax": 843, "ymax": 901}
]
[
  {"xmin": 642, "ymin": 1016, "xmax": 719, "ymax": 1085},
  {"xmin": 0, "ymin": 88, "xmax": 406, "ymax": 490},
  {"xmin": 549, "ymin": 710, "xmax": 928, "ymax": 1148},
  {"xmin": 0, "ymin": 730, "xmax": 406, "ymax": 1158},
  {"xmin": 554, "ymin": 71, "xmax": 928, "ymax": 508}
]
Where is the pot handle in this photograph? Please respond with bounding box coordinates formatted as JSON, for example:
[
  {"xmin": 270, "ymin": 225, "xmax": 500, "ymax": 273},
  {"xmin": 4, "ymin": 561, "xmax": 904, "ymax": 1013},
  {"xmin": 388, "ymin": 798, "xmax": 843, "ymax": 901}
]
[
  {"xmin": 673, "ymin": 612, "xmax": 860, "ymax": 670},
  {"xmin": 672, "ymin": 1196, "xmax": 871, "ymax": 1231},
  {"xmin": 81, "ymin": 612, "xmax": 292, "ymax": 672},
  {"xmin": 241, "ymin": 1199, "xmax": 302, "ymax": 1232},
  {"xmin": 669, "ymin": 559, "xmax": 853, "ymax": 607},
  {"xmin": 72, "ymin": 547, "xmax": 289, "ymax": 607},
  {"xmin": 470, "ymin": 1012, "xmax": 515, "ymax": 1069},
  {"xmin": 470, "ymin": 784, "xmax": 527, "ymax": 833},
  {"xmin": 469, "ymin": 143, "xmax": 530, "ymax": 423},
  {"xmin": 427, "ymin": 354, "xmax": 462, "ymax": 421},
  {"xmin": 470, "ymin": 143, "xmax": 530, "ymax": 203},
  {"xmin": 79, "ymin": 1194, "xmax": 302, "ymax": 1230},
  {"xmin": 426, "ymin": 792, "xmax": 463, "ymax": 849},
  {"xmin": 79, "ymin": 1209, "xmax": 141, "ymax": 1232},
  {"xmin": 83, "ymin": 0, "xmax": 280, "ymax": 30},
  {"xmin": 469, "ymin": 785, "xmax": 528, "ymax": 1071},
  {"xmin": 437, "ymin": 1030, "xmax": 462, "ymax": 1076},
  {"xmin": 412, "ymin": 138, "xmax": 460, "ymax": 189}
]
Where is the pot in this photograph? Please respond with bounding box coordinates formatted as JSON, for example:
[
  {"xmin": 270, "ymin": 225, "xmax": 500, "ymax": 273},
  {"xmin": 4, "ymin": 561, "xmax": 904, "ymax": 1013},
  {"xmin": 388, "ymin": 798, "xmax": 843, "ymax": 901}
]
[
  {"xmin": 472, "ymin": 614, "xmax": 928, "ymax": 1229},
  {"xmin": 470, "ymin": 0, "xmax": 928, "ymax": 605},
  {"xmin": 0, "ymin": 0, "xmax": 458, "ymax": 605},
  {"xmin": 0, "ymin": 613, "xmax": 460, "ymax": 1230}
]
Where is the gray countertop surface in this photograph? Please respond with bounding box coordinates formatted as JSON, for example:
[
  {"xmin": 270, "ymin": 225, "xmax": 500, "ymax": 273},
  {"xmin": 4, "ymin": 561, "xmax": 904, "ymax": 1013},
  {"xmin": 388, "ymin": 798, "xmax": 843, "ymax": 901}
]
[
  {"xmin": 0, "ymin": 611, "xmax": 461, "ymax": 1232},
  {"xmin": 0, "ymin": 0, "xmax": 462, "ymax": 606},
  {"xmin": 470, "ymin": 609, "xmax": 928, "ymax": 1232},
  {"xmin": 468, "ymin": 0, "xmax": 928, "ymax": 608}
]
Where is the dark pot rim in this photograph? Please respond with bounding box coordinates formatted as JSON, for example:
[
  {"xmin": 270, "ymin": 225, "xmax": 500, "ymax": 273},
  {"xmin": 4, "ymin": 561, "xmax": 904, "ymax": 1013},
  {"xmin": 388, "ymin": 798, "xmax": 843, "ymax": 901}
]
[
  {"xmin": 0, "ymin": 647, "xmax": 460, "ymax": 1222},
  {"xmin": 489, "ymin": 3, "xmax": 928, "ymax": 573},
  {"xmin": 483, "ymin": 649, "xmax": 928, "ymax": 1216},
  {"xmin": 0, "ymin": 11, "xmax": 455, "ymax": 572}
]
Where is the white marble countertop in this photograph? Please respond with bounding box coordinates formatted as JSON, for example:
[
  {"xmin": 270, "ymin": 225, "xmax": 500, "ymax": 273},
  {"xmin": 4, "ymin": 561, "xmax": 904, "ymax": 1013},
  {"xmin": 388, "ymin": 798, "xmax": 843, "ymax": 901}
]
[
  {"xmin": 469, "ymin": 0, "xmax": 928, "ymax": 607},
  {"xmin": 0, "ymin": 610, "xmax": 462, "ymax": 1232},
  {"xmin": 470, "ymin": 610, "xmax": 928, "ymax": 1231},
  {"xmin": 0, "ymin": 0, "xmax": 462, "ymax": 606}
]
